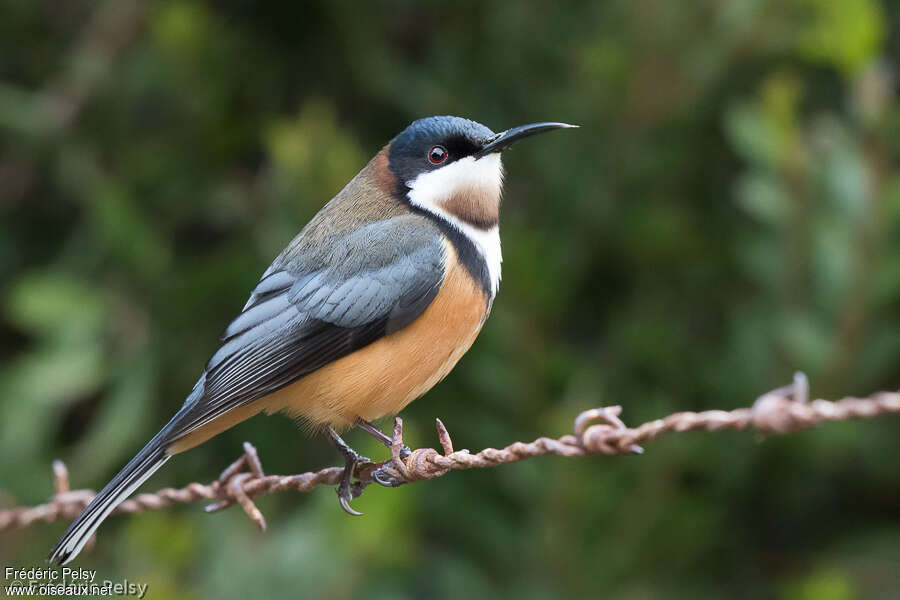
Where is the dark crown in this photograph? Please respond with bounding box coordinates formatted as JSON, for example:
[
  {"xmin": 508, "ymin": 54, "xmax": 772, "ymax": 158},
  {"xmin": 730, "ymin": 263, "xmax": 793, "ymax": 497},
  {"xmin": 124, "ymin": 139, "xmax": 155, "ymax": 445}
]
[{"xmin": 387, "ymin": 116, "xmax": 495, "ymax": 192}]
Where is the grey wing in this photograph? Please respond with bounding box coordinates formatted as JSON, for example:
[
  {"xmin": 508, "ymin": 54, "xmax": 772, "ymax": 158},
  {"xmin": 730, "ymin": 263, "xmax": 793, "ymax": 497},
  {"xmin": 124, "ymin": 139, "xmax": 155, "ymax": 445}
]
[{"xmin": 167, "ymin": 217, "xmax": 445, "ymax": 439}]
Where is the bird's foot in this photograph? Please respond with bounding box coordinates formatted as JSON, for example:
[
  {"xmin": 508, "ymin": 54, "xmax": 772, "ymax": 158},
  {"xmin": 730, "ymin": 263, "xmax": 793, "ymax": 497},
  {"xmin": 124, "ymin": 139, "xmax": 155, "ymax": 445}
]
[
  {"xmin": 371, "ymin": 462, "xmax": 407, "ymax": 488},
  {"xmin": 326, "ymin": 419, "xmax": 423, "ymax": 512},
  {"xmin": 370, "ymin": 442, "xmax": 412, "ymax": 488},
  {"xmin": 326, "ymin": 427, "xmax": 372, "ymax": 516},
  {"xmin": 355, "ymin": 417, "xmax": 411, "ymax": 487},
  {"xmin": 337, "ymin": 448, "xmax": 369, "ymax": 516}
]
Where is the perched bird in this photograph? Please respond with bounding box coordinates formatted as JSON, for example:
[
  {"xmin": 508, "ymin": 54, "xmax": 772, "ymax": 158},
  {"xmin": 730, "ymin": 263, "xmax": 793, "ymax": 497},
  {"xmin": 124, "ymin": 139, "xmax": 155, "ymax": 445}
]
[{"xmin": 49, "ymin": 115, "xmax": 576, "ymax": 565}]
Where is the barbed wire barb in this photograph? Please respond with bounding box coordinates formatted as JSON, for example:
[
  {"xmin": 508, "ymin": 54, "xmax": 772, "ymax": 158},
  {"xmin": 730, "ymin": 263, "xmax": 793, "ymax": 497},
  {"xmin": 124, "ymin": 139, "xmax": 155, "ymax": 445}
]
[{"xmin": 2, "ymin": 373, "xmax": 900, "ymax": 539}]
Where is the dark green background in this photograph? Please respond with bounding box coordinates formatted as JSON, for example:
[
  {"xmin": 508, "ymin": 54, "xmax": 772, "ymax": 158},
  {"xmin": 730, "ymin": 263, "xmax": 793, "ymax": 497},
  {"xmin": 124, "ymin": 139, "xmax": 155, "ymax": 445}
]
[{"xmin": 2, "ymin": 1, "xmax": 900, "ymax": 598}]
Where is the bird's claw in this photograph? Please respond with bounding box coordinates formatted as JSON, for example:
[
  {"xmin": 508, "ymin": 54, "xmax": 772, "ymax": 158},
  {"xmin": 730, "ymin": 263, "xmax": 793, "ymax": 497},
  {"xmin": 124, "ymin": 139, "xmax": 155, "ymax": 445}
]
[
  {"xmin": 327, "ymin": 425, "xmax": 414, "ymax": 513},
  {"xmin": 335, "ymin": 448, "xmax": 368, "ymax": 516},
  {"xmin": 371, "ymin": 465, "xmax": 406, "ymax": 488},
  {"xmin": 326, "ymin": 426, "xmax": 372, "ymax": 515},
  {"xmin": 370, "ymin": 443, "xmax": 411, "ymax": 487},
  {"xmin": 337, "ymin": 490, "xmax": 363, "ymax": 516}
]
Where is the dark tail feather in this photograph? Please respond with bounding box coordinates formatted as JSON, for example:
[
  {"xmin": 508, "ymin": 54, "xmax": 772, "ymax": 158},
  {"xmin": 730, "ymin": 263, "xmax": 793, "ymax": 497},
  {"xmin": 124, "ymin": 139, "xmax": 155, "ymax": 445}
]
[
  {"xmin": 47, "ymin": 438, "xmax": 170, "ymax": 565},
  {"xmin": 46, "ymin": 391, "xmax": 203, "ymax": 566}
]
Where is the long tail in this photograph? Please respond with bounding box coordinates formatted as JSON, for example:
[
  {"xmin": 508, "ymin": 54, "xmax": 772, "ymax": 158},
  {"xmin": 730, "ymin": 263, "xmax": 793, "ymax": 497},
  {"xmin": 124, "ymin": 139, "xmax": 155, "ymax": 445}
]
[
  {"xmin": 47, "ymin": 399, "xmax": 197, "ymax": 565},
  {"xmin": 47, "ymin": 437, "xmax": 169, "ymax": 565}
]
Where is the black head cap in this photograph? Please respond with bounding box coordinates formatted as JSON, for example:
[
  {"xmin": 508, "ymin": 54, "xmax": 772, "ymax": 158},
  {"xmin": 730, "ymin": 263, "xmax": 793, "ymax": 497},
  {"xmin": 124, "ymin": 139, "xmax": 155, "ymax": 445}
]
[{"xmin": 388, "ymin": 116, "xmax": 496, "ymax": 193}]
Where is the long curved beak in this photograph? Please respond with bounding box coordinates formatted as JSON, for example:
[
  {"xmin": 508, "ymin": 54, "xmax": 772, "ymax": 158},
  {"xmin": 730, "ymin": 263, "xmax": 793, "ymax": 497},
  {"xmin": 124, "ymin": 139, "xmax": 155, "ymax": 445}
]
[{"xmin": 474, "ymin": 121, "xmax": 578, "ymax": 158}]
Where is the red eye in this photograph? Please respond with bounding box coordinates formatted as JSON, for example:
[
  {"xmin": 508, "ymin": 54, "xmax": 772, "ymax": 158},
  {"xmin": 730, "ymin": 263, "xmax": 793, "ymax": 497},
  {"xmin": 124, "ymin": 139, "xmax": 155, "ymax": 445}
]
[{"xmin": 428, "ymin": 145, "xmax": 448, "ymax": 165}]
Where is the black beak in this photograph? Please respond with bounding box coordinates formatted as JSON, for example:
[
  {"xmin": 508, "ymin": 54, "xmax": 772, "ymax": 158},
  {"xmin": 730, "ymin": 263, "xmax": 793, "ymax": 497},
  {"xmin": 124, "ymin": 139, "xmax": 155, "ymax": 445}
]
[{"xmin": 474, "ymin": 121, "xmax": 578, "ymax": 158}]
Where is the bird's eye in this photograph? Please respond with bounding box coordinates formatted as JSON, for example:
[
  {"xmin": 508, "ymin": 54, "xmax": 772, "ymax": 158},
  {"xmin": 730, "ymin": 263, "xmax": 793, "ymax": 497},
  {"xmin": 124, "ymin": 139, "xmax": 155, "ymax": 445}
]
[{"xmin": 428, "ymin": 145, "xmax": 448, "ymax": 165}]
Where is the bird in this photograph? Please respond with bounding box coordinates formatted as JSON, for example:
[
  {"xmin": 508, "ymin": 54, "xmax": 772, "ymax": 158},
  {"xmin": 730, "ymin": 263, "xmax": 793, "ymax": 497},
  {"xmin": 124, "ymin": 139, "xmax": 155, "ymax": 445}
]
[{"xmin": 48, "ymin": 115, "xmax": 576, "ymax": 565}]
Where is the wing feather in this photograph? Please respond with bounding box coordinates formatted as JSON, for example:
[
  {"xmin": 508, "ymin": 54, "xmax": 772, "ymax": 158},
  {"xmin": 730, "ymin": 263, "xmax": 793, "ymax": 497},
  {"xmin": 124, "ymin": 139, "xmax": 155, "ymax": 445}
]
[{"xmin": 168, "ymin": 217, "xmax": 445, "ymax": 440}]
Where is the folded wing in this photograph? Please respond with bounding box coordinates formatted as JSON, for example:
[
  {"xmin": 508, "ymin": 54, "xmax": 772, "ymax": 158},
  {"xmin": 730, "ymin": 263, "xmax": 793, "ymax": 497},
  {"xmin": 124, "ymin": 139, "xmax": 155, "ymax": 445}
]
[{"xmin": 169, "ymin": 216, "xmax": 445, "ymax": 440}]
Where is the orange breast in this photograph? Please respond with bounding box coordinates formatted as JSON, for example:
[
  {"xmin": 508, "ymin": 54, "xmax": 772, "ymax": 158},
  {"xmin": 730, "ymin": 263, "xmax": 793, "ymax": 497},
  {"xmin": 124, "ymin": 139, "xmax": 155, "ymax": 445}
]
[
  {"xmin": 276, "ymin": 239, "xmax": 489, "ymax": 428},
  {"xmin": 169, "ymin": 239, "xmax": 488, "ymax": 453}
]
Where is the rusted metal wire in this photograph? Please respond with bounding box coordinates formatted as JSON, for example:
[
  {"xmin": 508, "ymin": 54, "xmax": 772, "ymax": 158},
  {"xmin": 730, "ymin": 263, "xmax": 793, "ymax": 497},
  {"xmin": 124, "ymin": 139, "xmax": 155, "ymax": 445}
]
[{"xmin": 2, "ymin": 374, "xmax": 899, "ymax": 535}]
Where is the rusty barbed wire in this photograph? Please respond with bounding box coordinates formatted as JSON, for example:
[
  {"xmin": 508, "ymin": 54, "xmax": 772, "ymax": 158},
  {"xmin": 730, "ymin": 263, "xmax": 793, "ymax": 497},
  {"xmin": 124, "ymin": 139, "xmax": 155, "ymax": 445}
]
[{"xmin": 2, "ymin": 374, "xmax": 899, "ymax": 535}]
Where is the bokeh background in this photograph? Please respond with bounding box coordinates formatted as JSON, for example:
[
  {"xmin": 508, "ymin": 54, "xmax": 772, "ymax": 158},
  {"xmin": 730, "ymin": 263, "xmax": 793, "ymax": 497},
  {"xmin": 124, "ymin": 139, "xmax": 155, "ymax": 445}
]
[{"xmin": 2, "ymin": 1, "xmax": 900, "ymax": 598}]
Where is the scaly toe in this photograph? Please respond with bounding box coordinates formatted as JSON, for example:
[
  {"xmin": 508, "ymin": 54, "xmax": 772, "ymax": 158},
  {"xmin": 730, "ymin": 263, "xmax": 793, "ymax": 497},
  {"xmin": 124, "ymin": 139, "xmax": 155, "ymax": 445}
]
[
  {"xmin": 337, "ymin": 491, "xmax": 363, "ymax": 516},
  {"xmin": 372, "ymin": 465, "xmax": 407, "ymax": 488},
  {"xmin": 336, "ymin": 456, "xmax": 367, "ymax": 516}
]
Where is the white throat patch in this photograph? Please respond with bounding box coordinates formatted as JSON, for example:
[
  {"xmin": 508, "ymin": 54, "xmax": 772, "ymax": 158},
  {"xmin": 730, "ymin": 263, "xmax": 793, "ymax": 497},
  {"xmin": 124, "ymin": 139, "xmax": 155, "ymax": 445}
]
[{"xmin": 405, "ymin": 154, "xmax": 504, "ymax": 296}]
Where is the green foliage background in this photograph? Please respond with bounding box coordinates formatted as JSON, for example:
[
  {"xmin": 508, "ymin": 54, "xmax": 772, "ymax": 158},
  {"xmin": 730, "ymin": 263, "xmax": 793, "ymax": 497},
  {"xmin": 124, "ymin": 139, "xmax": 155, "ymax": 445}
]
[{"xmin": 2, "ymin": 1, "xmax": 900, "ymax": 598}]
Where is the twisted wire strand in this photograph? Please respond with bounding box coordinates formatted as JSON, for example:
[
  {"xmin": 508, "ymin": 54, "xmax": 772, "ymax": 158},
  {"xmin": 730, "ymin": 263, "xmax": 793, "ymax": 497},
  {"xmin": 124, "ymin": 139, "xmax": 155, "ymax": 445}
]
[{"xmin": 2, "ymin": 375, "xmax": 899, "ymax": 535}]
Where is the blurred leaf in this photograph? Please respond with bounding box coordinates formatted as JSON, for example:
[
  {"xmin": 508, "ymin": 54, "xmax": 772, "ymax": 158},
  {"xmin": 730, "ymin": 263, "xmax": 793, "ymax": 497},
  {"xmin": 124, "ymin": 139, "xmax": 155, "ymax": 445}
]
[
  {"xmin": 4, "ymin": 271, "xmax": 105, "ymax": 339},
  {"xmin": 795, "ymin": 0, "xmax": 885, "ymax": 76},
  {"xmin": 779, "ymin": 566, "xmax": 857, "ymax": 600},
  {"xmin": 735, "ymin": 171, "xmax": 790, "ymax": 225}
]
